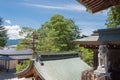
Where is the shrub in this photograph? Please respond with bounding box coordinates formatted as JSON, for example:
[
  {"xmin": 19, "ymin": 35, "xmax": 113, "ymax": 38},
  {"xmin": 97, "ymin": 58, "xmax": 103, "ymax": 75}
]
[
  {"xmin": 16, "ymin": 60, "xmax": 30, "ymax": 72},
  {"xmin": 79, "ymin": 47, "xmax": 94, "ymax": 67}
]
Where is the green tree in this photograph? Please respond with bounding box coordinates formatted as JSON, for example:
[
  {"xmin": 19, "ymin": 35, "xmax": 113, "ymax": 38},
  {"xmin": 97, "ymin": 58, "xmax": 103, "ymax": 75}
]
[
  {"xmin": 36, "ymin": 28, "xmax": 60, "ymax": 52},
  {"xmin": 0, "ymin": 17, "xmax": 7, "ymax": 47},
  {"xmin": 106, "ymin": 6, "xmax": 120, "ymax": 28},
  {"xmin": 16, "ymin": 27, "xmax": 35, "ymax": 50},
  {"xmin": 36, "ymin": 14, "xmax": 80, "ymax": 52}
]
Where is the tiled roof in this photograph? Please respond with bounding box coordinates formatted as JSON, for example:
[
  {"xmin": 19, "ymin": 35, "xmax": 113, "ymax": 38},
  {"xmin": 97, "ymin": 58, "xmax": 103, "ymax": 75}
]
[
  {"xmin": 0, "ymin": 49, "xmax": 32, "ymax": 56},
  {"xmin": 75, "ymin": 28, "xmax": 120, "ymax": 45},
  {"xmin": 34, "ymin": 54, "xmax": 90, "ymax": 80},
  {"xmin": 16, "ymin": 52, "xmax": 90, "ymax": 80},
  {"xmin": 75, "ymin": 36, "xmax": 99, "ymax": 42},
  {"xmin": 0, "ymin": 49, "xmax": 32, "ymax": 60}
]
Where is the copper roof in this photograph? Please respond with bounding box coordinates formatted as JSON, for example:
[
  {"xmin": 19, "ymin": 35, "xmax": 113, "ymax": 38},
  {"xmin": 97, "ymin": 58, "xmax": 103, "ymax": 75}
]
[
  {"xmin": 17, "ymin": 53, "xmax": 90, "ymax": 80},
  {"xmin": 77, "ymin": 0, "xmax": 120, "ymax": 13}
]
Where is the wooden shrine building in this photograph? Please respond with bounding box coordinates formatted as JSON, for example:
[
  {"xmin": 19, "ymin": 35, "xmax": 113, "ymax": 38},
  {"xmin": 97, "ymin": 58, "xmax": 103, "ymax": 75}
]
[
  {"xmin": 76, "ymin": 0, "xmax": 120, "ymax": 80},
  {"xmin": 75, "ymin": 28, "xmax": 120, "ymax": 80},
  {"xmin": 0, "ymin": 49, "xmax": 32, "ymax": 72}
]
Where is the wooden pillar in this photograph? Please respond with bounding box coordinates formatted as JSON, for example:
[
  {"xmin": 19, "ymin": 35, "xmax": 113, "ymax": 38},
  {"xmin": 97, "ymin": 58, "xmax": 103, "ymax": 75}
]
[
  {"xmin": 5, "ymin": 60, "xmax": 7, "ymax": 69},
  {"xmin": 3, "ymin": 60, "xmax": 4, "ymax": 67},
  {"xmin": 5, "ymin": 55, "xmax": 10, "ymax": 72},
  {"xmin": 1, "ymin": 60, "xmax": 3, "ymax": 67},
  {"xmin": 93, "ymin": 49, "xmax": 98, "ymax": 70},
  {"xmin": 7, "ymin": 60, "xmax": 10, "ymax": 72},
  {"xmin": 6, "ymin": 60, "xmax": 9, "ymax": 72}
]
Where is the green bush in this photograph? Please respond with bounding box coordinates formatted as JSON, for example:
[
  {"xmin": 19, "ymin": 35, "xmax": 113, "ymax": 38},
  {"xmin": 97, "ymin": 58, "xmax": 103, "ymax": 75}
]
[
  {"xmin": 16, "ymin": 60, "xmax": 30, "ymax": 72},
  {"xmin": 79, "ymin": 47, "xmax": 94, "ymax": 67}
]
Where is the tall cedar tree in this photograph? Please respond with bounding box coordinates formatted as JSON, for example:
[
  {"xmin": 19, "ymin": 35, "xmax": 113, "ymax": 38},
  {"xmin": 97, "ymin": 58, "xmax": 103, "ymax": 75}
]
[{"xmin": 0, "ymin": 17, "xmax": 7, "ymax": 47}]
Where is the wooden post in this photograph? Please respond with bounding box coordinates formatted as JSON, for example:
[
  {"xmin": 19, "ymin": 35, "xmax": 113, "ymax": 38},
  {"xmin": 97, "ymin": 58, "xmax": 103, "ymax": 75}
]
[
  {"xmin": 93, "ymin": 49, "xmax": 98, "ymax": 70},
  {"xmin": 6, "ymin": 60, "xmax": 9, "ymax": 72},
  {"xmin": 7, "ymin": 60, "xmax": 10, "ymax": 72},
  {"xmin": 5, "ymin": 56, "xmax": 8, "ymax": 72}
]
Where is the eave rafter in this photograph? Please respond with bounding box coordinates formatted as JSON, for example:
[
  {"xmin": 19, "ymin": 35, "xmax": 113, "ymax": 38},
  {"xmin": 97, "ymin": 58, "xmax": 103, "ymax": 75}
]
[
  {"xmin": 77, "ymin": 0, "xmax": 120, "ymax": 13},
  {"xmin": 78, "ymin": 41, "xmax": 120, "ymax": 49}
]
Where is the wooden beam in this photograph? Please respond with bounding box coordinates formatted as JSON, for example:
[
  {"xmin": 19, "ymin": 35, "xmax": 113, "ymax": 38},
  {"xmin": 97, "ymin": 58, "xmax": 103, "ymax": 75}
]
[{"xmin": 77, "ymin": 0, "xmax": 120, "ymax": 13}]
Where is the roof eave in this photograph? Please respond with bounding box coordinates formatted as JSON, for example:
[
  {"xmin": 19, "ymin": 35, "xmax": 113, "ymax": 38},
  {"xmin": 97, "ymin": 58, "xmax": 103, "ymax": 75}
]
[{"xmin": 76, "ymin": 0, "xmax": 115, "ymax": 13}]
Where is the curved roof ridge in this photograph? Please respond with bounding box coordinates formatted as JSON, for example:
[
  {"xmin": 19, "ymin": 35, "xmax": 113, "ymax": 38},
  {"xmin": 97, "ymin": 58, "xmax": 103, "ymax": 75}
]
[{"xmin": 36, "ymin": 52, "xmax": 79, "ymax": 61}]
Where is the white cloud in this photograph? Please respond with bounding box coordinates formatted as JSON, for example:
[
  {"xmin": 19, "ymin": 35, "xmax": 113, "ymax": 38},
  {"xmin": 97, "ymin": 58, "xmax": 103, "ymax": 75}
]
[
  {"xmin": 5, "ymin": 25, "xmax": 25, "ymax": 39},
  {"xmin": 76, "ymin": 22, "xmax": 106, "ymax": 36},
  {"xmin": 24, "ymin": 3, "xmax": 86, "ymax": 12},
  {"xmin": 81, "ymin": 28, "xmax": 97, "ymax": 36},
  {"xmin": 5, "ymin": 20, "xmax": 11, "ymax": 24}
]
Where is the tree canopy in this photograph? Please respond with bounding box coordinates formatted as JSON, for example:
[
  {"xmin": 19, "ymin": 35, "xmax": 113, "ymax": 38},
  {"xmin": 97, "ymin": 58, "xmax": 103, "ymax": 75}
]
[
  {"xmin": 0, "ymin": 17, "xmax": 7, "ymax": 47},
  {"xmin": 16, "ymin": 27, "xmax": 35, "ymax": 50},
  {"xmin": 106, "ymin": 6, "xmax": 120, "ymax": 28},
  {"xmin": 15, "ymin": 14, "xmax": 94, "ymax": 66},
  {"xmin": 36, "ymin": 14, "xmax": 80, "ymax": 52}
]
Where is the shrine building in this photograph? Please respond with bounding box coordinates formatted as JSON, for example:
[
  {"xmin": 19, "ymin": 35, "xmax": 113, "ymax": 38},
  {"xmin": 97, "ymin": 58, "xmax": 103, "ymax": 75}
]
[
  {"xmin": 75, "ymin": 28, "xmax": 120, "ymax": 80},
  {"xmin": 0, "ymin": 49, "xmax": 32, "ymax": 72},
  {"xmin": 16, "ymin": 52, "xmax": 90, "ymax": 80}
]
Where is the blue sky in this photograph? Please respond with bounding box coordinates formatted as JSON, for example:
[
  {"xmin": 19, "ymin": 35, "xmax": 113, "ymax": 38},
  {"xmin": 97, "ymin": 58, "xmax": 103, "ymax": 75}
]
[{"xmin": 0, "ymin": 0, "xmax": 108, "ymax": 39}]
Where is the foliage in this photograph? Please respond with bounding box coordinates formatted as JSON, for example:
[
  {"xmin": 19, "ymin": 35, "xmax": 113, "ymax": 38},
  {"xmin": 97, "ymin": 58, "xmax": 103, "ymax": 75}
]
[
  {"xmin": 106, "ymin": 6, "xmax": 120, "ymax": 28},
  {"xmin": 16, "ymin": 60, "xmax": 30, "ymax": 72},
  {"xmin": 19, "ymin": 27, "xmax": 34, "ymax": 36},
  {"xmin": 36, "ymin": 14, "xmax": 80, "ymax": 52},
  {"xmin": 79, "ymin": 47, "xmax": 94, "ymax": 66},
  {"xmin": 0, "ymin": 17, "xmax": 8, "ymax": 47},
  {"xmin": 16, "ymin": 27, "xmax": 35, "ymax": 50}
]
